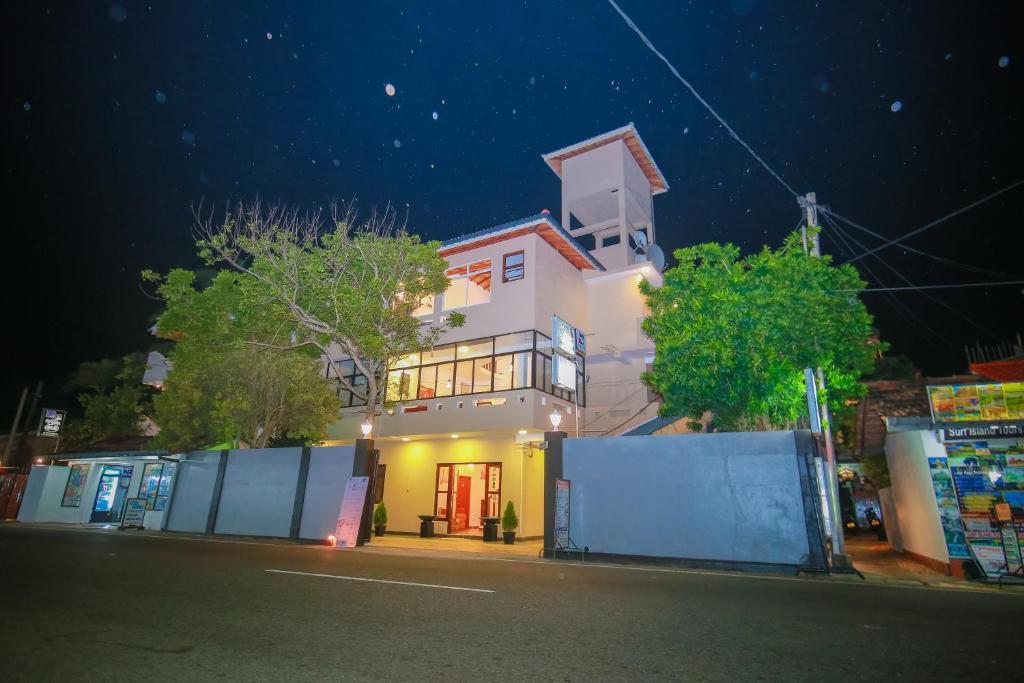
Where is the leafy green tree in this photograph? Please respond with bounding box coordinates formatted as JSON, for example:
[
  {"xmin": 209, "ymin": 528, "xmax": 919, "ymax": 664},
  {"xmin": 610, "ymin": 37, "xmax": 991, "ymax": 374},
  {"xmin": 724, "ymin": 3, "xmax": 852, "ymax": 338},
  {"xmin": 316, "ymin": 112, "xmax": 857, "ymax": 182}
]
[
  {"xmin": 145, "ymin": 269, "xmax": 340, "ymax": 450},
  {"xmin": 640, "ymin": 228, "xmax": 882, "ymax": 431},
  {"xmin": 59, "ymin": 353, "xmax": 151, "ymax": 451},
  {"xmin": 194, "ymin": 201, "xmax": 463, "ymax": 429}
]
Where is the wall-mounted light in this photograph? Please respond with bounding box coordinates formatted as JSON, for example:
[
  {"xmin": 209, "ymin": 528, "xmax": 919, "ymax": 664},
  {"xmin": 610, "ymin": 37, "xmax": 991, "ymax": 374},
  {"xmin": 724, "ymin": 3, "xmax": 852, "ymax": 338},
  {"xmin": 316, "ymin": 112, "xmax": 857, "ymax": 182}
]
[
  {"xmin": 451, "ymin": 433, "xmax": 459, "ymax": 439},
  {"xmin": 401, "ymin": 437, "xmax": 410, "ymax": 442},
  {"xmin": 517, "ymin": 429, "xmax": 528, "ymax": 435},
  {"xmin": 549, "ymin": 411, "xmax": 563, "ymax": 429},
  {"xmin": 360, "ymin": 421, "xmax": 373, "ymax": 437}
]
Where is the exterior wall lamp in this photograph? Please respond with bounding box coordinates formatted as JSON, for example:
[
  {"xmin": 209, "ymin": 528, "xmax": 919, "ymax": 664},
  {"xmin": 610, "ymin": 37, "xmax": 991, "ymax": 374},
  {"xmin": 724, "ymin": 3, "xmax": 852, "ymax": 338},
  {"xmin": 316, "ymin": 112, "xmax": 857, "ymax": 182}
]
[
  {"xmin": 548, "ymin": 411, "xmax": 563, "ymax": 430},
  {"xmin": 360, "ymin": 421, "xmax": 373, "ymax": 438}
]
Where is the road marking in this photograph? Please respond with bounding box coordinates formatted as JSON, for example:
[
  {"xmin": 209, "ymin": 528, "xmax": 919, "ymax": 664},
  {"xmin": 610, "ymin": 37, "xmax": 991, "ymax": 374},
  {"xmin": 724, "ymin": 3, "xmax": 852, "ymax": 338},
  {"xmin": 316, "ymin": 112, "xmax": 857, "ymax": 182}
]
[{"xmin": 265, "ymin": 569, "xmax": 495, "ymax": 593}]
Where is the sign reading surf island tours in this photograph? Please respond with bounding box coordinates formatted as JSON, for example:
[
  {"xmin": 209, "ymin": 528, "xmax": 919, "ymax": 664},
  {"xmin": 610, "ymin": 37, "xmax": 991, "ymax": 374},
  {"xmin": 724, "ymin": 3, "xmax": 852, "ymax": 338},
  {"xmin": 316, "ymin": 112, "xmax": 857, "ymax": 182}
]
[
  {"xmin": 334, "ymin": 476, "xmax": 369, "ymax": 548},
  {"xmin": 927, "ymin": 382, "xmax": 1024, "ymax": 423}
]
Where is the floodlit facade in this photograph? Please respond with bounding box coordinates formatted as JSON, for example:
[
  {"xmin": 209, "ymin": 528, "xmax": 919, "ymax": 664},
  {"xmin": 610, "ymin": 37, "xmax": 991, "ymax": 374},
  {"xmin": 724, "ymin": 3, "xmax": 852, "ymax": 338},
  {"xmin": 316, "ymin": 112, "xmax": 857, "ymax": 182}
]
[{"xmin": 324, "ymin": 124, "xmax": 669, "ymax": 538}]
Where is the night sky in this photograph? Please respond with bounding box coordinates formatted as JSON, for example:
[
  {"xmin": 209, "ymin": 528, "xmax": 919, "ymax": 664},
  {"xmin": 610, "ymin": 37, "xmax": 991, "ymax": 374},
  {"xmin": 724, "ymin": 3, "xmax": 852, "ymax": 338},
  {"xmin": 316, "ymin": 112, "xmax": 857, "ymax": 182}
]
[{"xmin": 4, "ymin": 1, "xmax": 1022, "ymax": 421}]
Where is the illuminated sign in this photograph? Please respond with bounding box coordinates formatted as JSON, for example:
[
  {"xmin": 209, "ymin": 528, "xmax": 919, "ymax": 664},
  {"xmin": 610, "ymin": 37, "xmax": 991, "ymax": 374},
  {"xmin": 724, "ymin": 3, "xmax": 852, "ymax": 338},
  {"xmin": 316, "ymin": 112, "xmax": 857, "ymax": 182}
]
[
  {"xmin": 37, "ymin": 408, "xmax": 67, "ymax": 438},
  {"xmin": 928, "ymin": 383, "xmax": 1024, "ymax": 423},
  {"xmin": 552, "ymin": 353, "xmax": 577, "ymax": 390},
  {"xmin": 552, "ymin": 315, "xmax": 585, "ymax": 357}
]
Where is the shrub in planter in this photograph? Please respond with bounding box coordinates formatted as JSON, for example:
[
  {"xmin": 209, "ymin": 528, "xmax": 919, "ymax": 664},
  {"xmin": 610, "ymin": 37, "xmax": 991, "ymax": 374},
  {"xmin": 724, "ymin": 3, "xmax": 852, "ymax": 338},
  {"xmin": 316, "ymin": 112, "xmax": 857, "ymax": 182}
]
[
  {"xmin": 373, "ymin": 502, "xmax": 388, "ymax": 536},
  {"xmin": 501, "ymin": 501, "xmax": 518, "ymax": 544}
]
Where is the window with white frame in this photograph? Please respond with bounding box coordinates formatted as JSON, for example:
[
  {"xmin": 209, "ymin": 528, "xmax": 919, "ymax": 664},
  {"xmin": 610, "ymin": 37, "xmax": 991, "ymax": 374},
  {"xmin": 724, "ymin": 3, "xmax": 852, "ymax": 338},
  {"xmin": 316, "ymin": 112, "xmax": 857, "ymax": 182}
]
[{"xmin": 443, "ymin": 259, "xmax": 491, "ymax": 310}]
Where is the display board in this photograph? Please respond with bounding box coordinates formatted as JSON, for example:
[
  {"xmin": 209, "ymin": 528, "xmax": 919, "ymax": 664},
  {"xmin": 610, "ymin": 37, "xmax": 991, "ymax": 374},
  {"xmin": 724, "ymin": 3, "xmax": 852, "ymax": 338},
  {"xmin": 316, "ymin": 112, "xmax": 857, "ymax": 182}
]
[
  {"xmin": 927, "ymin": 382, "xmax": 1024, "ymax": 422},
  {"xmin": 928, "ymin": 438, "xmax": 1024, "ymax": 573},
  {"xmin": 120, "ymin": 498, "xmax": 146, "ymax": 529},
  {"xmin": 554, "ymin": 479, "xmax": 570, "ymax": 549},
  {"xmin": 333, "ymin": 476, "xmax": 369, "ymax": 549}
]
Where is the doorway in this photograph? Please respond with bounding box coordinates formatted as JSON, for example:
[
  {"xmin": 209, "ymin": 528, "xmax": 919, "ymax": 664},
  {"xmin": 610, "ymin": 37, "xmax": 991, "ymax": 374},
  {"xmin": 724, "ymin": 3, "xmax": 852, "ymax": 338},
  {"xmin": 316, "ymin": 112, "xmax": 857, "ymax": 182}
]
[
  {"xmin": 90, "ymin": 465, "xmax": 134, "ymax": 523},
  {"xmin": 434, "ymin": 462, "xmax": 501, "ymax": 535}
]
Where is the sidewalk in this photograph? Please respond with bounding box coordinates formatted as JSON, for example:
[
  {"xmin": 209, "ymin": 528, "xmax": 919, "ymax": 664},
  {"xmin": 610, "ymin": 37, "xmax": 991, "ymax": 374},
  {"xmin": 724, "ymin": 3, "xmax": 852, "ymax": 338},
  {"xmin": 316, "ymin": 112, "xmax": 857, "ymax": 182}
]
[
  {"xmin": 367, "ymin": 532, "xmax": 544, "ymax": 557},
  {"xmin": 844, "ymin": 534, "xmax": 949, "ymax": 584}
]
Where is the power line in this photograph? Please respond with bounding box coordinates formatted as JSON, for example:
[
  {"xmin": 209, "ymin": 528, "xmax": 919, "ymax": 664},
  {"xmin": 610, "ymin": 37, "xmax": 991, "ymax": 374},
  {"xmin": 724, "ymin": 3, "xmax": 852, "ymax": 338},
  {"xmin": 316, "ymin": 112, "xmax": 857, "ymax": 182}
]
[
  {"xmin": 822, "ymin": 218, "xmax": 952, "ymax": 348},
  {"xmin": 837, "ymin": 280, "xmax": 1024, "ymax": 293},
  {"xmin": 840, "ymin": 179, "xmax": 1024, "ymax": 265},
  {"xmin": 822, "ymin": 214, "xmax": 986, "ymax": 342},
  {"xmin": 821, "ymin": 207, "xmax": 1020, "ymax": 279},
  {"xmin": 606, "ymin": 0, "xmax": 800, "ymax": 199}
]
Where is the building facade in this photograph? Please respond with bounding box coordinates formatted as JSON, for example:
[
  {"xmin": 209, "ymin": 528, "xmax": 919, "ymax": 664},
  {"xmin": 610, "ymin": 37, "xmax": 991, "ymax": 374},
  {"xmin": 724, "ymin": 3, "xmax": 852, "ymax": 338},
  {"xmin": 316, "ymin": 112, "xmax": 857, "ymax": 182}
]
[{"xmin": 323, "ymin": 125, "xmax": 669, "ymax": 538}]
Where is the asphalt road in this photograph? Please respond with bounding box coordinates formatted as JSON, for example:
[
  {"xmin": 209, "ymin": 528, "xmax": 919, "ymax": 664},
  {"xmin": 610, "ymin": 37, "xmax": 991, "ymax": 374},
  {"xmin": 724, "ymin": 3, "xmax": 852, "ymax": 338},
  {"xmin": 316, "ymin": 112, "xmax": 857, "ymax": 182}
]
[{"xmin": 1, "ymin": 524, "xmax": 1021, "ymax": 682}]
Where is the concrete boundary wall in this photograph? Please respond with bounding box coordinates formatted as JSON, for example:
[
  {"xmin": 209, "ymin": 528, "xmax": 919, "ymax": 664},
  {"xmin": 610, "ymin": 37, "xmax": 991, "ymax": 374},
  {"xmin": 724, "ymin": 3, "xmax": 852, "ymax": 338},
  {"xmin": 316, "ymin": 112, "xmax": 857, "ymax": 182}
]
[{"xmin": 559, "ymin": 430, "xmax": 826, "ymax": 569}]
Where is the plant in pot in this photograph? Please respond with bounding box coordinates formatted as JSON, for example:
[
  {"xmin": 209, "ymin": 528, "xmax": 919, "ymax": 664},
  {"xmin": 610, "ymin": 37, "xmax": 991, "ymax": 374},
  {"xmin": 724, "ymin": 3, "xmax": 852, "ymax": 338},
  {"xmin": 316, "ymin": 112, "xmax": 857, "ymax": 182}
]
[
  {"xmin": 373, "ymin": 502, "xmax": 388, "ymax": 536},
  {"xmin": 501, "ymin": 501, "xmax": 518, "ymax": 545}
]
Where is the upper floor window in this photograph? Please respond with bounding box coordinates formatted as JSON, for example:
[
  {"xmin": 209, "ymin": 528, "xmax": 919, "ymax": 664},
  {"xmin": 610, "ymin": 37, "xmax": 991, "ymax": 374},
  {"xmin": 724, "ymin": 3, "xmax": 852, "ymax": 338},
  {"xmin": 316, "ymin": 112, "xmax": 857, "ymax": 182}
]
[
  {"xmin": 443, "ymin": 259, "xmax": 491, "ymax": 310},
  {"xmin": 502, "ymin": 251, "xmax": 525, "ymax": 282}
]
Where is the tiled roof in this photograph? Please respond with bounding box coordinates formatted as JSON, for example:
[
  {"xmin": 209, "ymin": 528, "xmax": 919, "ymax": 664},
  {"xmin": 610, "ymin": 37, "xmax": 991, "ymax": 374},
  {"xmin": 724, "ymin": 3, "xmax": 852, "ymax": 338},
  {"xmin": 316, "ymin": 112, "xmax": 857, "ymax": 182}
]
[
  {"xmin": 970, "ymin": 357, "xmax": 1024, "ymax": 381},
  {"xmin": 440, "ymin": 213, "xmax": 605, "ymax": 271},
  {"xmin": 542, "ymin": 123, "xmax": 669, "ymax": 195}
]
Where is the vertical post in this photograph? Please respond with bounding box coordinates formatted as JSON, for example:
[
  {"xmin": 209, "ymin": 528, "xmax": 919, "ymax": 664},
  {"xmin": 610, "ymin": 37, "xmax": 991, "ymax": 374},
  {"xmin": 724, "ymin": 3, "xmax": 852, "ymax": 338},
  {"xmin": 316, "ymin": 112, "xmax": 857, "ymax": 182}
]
[
  {"xmin": 289, "ymin": 446, "xmax": 312, "ymax": 540},
  {"xmin": 543, "ymin": 431, "xmax": 566, "ymax": 558},
  {"xmin": 17, "ymin": 381, "xmax": 43, "ymax": 464},
  {"xmin": 2, "ymin": 388, "xmax": 28, "ymax": 467},
  {"xmin": 205, "ymin": 450, "xmax": 229, "ymax": 535},
  {"xmin": 352, "ymin": 438, "xmax": 378, "ymax": 546}
]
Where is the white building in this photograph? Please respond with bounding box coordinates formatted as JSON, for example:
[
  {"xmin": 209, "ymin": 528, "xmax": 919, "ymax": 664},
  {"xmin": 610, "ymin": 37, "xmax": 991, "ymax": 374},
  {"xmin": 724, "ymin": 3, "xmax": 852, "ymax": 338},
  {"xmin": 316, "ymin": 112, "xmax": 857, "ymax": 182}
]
[{"xmin": 323, "ymin": 124, "xmax": 670, "ymax": 539}]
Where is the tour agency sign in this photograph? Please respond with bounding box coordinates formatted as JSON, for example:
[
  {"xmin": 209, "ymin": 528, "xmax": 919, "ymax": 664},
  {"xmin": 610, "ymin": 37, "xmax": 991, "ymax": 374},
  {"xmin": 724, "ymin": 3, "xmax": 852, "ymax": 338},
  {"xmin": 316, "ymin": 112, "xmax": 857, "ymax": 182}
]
[
  {"xmin": 927, "ymin": 382, "xmax": 1024, "ymax": 440},
  {"xmin": 551, "ymin": 315, "xmax": 585, "ymax": 391},
  {"xmin": 37, "ymin": 408, "xmax": 67, "ymax": 438}
]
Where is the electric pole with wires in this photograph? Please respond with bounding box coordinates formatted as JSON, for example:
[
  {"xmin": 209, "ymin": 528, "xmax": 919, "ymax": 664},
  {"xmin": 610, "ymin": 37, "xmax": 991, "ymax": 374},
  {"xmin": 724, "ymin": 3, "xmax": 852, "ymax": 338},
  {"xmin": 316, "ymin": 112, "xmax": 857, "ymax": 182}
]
[{"xmin": 800, "ymin": 191, "xmax": 851, "ymax": 568}]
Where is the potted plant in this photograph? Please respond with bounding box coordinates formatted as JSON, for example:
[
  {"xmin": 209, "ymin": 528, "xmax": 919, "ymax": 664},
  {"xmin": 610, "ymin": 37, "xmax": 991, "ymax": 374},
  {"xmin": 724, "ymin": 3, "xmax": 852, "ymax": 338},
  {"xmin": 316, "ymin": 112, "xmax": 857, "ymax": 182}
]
[
  {"xmin": 501, "ymin": 501, "xmax": 518, "ymax": 544},
  {"xmin": 373, "ymin": 502, "xmax": 388, "ymax": 536}
]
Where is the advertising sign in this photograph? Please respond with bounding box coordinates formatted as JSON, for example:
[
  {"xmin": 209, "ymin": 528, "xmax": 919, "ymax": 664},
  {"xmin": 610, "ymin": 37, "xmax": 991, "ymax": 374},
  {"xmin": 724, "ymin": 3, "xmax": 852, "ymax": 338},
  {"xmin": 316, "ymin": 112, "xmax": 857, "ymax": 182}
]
[
  {"xmin": 552, "ymin": 353, "xmax": 577, "ymax": 390},
  {"xmin": 927, "ymin": 456, "xmax": 970, "ymax": 558},
  {"xmin": 37, "ymin": 408, "xmax": 67, "ymax": 438},
  {"xmin": 333, "ymin": 476, "xmax": 369, "ymax": 548},
  {"xmin": 928, "ymin": 382, "xmax": 1024, "ymax": 423},
  {"xmin": 61, "ymin": 463, "xmax": 91, "ymax": 507},
  {"xmin": 554, "ymin": 479, "xmax": 570, "ymax": 549},
  {"xmin": 120, "ymin": 498, "xmax": 147, "ymax": 529},
  {"xmin": 552, "ymin": 316, "xmax": 576, "ymax": 356},
  {"xmin": 940, "ymin": 423, "xmax": 1024, "ymax": 440}
]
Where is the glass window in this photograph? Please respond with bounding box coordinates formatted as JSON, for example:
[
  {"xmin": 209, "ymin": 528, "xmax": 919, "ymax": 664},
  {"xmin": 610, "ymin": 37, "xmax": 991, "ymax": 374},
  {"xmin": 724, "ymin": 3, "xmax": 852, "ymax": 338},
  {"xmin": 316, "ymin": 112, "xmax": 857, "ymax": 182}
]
[
  {"xmin": 443, "ymin": 260, "xmax": 492, "ymax": 310},
  {"xmin": 350, "ymin": 376, "xmax": 367, "ymax": 406},
  {"xmin": 473, "ymin": 358, "xmax": 493, "ymax": 393},
  {"xmin": 513, "ymin": 351, "xmax": 533, "ymax": 389},
  {"xmin": 456, "ymin": 338, "xmax": 493, "ymax": 359},
  {"xmin": 435, "ymin": 363, "xmax": 455, "ymax": 397},
  {"xmin": 535, "ymin": 331, "xmax": 552, "ymax": 355},
  {"xmin": 392, "ymin": 352, "xmax": 420, "ymax": 368},
  {"xmin": 435, "ymin": 465, "xmax": 451, "ymax": 519},
  {"xmin": 502, "ymin": 251, "xmax": 525, "ymax": 282},
  {"xmin": 139, "ymin": 463, "xmax": 163, "ymax": 510},
  {"xmin": 386, "ymin": 368, "xmax": 419, "ymax": 402},
  {"xmin": 491, "ymin": 355, "xmax": 514, "ymax": 391},
  {"xmin": 155, "ymin": 463, "xmax": 176, "ymax": 511},
  {"xmin": 495, "ymin": 331, "xmax": 533, "ymax": 355},
  {"xmin": 454, "ymin": 360, "xmax": 474, "ymax": 395},
  {"xmin": 335, "ymin": 359, "xmax": 355, "ymax": 376},
  {"xmin": 412, "ymin": 294, "xmax": 434, "ymax": 317},
  {"xmin": 61, "ymin": 463, "xmax": 91, "ymax": 507},
  {"xmin": 422, "ymin": 344, "xmax": 455, "ymax": 364},
  {"xmin": 418, "ymin": 365, "xmax": 437, "ymax": 399},
  {"xmin": 538, "ymin": 353, "xmax": 552, "ymax": 394}
]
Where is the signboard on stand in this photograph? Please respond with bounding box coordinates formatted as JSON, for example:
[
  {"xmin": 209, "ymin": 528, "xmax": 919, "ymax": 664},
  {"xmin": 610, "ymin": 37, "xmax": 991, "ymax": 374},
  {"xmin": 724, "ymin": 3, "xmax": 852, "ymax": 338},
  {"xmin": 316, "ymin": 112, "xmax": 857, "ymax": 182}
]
[
  {"xmin": 333, "ymin": 476, "xmax": 369, "ymax": 548},
  {"xmin": 120, "ymin": 498, "xmax": 146, "ymax": 529},
  {"xmin": 37, "ymin": 408, "xmax": 67, "ymax": 438},
  {"xmin": 554, "ymin": 479, "xmax": 570, "ymax": 549}
]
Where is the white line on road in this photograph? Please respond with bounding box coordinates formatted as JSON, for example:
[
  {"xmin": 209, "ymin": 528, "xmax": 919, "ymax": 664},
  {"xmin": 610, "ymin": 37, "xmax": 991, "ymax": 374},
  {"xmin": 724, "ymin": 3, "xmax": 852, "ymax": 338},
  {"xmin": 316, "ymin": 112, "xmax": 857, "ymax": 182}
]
[{"xmin": 265, "ymin": 568, "xmax": 495, "ymax": 593}]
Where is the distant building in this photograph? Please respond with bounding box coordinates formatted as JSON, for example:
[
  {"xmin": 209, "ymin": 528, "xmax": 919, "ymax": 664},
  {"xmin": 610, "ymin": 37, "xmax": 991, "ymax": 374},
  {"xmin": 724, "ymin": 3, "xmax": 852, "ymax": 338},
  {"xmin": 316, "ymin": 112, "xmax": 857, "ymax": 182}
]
[{"xmin": 323, "ymin": 124, "xmax": 669, "ymax": 537}]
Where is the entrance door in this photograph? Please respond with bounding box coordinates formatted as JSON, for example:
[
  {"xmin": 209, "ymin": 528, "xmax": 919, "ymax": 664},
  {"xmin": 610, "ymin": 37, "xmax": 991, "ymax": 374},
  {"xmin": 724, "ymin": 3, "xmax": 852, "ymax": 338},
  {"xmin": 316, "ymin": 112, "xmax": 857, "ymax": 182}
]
[
  {"xmin": 90, "ymin": 465, "xmax": 134, "ymax": 523},
  {"xmin": 451, "ymin": 476, "xmax": 471, "ymax": 533}
]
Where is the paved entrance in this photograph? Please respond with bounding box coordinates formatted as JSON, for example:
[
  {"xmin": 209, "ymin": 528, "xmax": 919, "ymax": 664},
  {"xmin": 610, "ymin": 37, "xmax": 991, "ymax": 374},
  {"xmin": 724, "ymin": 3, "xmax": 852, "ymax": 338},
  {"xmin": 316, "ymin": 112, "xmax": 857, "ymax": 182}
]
[
  {"xmin": 366, "ymin": 533, "xmax": 543, "ymax": 557},
  {"xmin": 845, "ymin": 534, "xmax": 950, "ymax": 583}
]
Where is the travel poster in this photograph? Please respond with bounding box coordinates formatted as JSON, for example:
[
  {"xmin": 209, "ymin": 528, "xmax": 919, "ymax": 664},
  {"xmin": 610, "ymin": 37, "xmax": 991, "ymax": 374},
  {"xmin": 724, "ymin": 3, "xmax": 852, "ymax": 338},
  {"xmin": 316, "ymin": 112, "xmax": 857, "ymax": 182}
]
[
  {"xmin": 928, "ymin": 385, "xmax": 956, "ymax": 421},
  {"xmin": 978, "ymin": 383, "xmax": 1009, "ymax": 420},
  {"xmin": 1005, "ymin": 383, "xmax": 1024, "ymax": 418},
  {"xmin": 953, "ymin": 385, "xmax": 982, "ymax": 421},
  {"xmin": 928, "ymin": 456, "xmax": 968, "ymax": 557}
]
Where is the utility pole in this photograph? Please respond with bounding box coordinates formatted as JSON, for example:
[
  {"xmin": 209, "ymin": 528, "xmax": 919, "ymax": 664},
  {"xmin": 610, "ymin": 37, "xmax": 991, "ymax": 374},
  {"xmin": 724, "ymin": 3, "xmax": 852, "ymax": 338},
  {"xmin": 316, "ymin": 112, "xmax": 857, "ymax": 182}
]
[
  {"xmin": 16, "ymin": 381, "xmax": 44, "ymax": 465},
  {"xmin": 2, "ymin": 387, "xmax": 28, "ymax": 467},
  {"xmin": 799, "ymin": 191, "xmax": 849, "ymax": 565}
]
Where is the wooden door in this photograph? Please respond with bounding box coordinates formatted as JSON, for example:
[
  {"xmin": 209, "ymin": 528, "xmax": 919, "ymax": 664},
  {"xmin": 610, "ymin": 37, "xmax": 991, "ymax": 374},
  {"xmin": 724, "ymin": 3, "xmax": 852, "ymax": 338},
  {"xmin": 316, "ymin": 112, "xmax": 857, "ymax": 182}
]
[{"xmin": 452, "ymin": 475, "xmax": 471, "ymax": 532}]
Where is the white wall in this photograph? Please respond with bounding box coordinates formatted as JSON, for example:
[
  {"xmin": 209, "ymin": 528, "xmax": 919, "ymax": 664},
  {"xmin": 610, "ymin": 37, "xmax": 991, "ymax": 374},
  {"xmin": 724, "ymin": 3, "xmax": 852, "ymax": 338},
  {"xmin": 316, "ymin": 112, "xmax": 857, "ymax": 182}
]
[
  {"xmin": 214, "ymin": 448, "xmax": 302, "ymax": 538},
  {"xmin": 563, "ymin": 432, "xmax": 816, "ymax": 566},
  {"xmin": 884, "ymin": 430, "xmax": 949, "ymax": 565},
  {"xmin": 164, "ymin": 451, "xmax": 223, "ymax": 533},
  {"xmin": 17, "ymin": 464, "xmax": 102, "ymax": 524},
  {"xmin": 298, "ymin": 446, "xmax": 356, "ymax": 540}
]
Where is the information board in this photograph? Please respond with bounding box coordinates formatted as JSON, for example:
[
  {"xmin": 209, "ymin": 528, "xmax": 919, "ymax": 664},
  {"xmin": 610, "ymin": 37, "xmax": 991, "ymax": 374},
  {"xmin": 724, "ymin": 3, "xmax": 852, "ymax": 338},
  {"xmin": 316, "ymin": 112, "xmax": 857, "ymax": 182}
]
[
  {"xmin": 333, "ymin": 476, "xmax": 369, "ymax": 549},
  {"xmin": 120, "ymin": 498, "xmax": 146, "ymax": 529},
  {"xmin": 927, "ymin": 382, "xmax": 1024, "ymax": 422},
  {"xmin": 554, "ymin": 479, "xmax": 570, "ymax": 549}
]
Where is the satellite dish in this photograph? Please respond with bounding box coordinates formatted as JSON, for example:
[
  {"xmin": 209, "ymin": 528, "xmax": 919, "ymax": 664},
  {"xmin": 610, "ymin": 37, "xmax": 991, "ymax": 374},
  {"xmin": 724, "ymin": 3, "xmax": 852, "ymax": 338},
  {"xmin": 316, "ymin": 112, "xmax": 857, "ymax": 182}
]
[
  {"xmin": 634, "ymin": 230, "xmax": 649, "ymax": 249},
  {"xmin": 648, "ymin": 244, "xmax": 666, "ymax": 273}
]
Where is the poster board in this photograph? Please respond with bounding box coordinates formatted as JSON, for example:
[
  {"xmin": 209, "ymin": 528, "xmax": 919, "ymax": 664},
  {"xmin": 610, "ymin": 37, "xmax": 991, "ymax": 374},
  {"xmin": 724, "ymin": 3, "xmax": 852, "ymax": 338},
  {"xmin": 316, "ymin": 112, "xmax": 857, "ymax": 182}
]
[
  {"xmin": 333, "ymin": 476, "xmax": 369, "ymax": 548},
  {"xmin": 927, "ymin": 382, "xmax": 1024, "ymax": 423},
  {"xmin": 120, "ymin": 498, "xmax": 147, "ymax": 530},
  {"xmin": 554, "ymin": 479, "xmax": 570, "ymax": 549}
]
